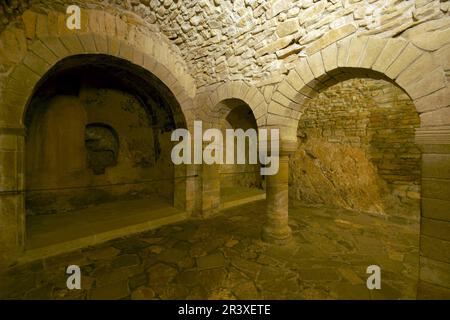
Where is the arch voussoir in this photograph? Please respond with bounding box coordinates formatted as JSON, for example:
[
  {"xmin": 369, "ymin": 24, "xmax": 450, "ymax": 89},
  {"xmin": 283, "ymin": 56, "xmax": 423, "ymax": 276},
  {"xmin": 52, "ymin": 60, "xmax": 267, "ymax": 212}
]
[{"xmin": 201, "ymin": 81, "xmax": 266, "ymax": 127}]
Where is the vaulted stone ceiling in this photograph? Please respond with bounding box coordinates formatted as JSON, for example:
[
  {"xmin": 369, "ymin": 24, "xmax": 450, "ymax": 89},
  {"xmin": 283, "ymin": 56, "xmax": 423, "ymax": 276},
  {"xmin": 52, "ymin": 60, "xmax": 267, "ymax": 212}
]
[{"xmin": 1, "ymin": 0, "xmax": 450, "ymax": 88}]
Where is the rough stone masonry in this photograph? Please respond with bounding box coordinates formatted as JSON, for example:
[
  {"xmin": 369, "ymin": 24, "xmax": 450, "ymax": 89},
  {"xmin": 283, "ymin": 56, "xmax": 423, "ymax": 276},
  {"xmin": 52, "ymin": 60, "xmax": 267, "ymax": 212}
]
[{"xmin": 0, "ymin": 0, "xmax": 449, "ymax": 299}]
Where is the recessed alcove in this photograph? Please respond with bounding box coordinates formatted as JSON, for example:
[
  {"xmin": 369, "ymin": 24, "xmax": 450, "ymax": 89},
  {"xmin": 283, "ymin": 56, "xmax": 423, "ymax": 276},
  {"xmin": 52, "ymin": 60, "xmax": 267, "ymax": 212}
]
[
  {"xmin": 22, "ymin": 55, "xmax": 188, "ymax": 257},
  {"xmin": 218, "ymin": 101, "xmax": 265, "ymax": 210}
]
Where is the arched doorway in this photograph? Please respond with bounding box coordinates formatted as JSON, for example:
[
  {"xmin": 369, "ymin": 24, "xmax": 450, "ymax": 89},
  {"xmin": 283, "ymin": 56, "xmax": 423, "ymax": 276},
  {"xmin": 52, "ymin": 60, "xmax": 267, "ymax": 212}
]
[
  {"xmin": 23, "ymin": 54, "xmax": 189, "ymax": 257},
  {"xmin": 218, "ymin": 99, "xmax": 265, "ymax": 210},
  {"xmin": 288, "ymin": 76, "xmax": 421, "ymax": 299}
]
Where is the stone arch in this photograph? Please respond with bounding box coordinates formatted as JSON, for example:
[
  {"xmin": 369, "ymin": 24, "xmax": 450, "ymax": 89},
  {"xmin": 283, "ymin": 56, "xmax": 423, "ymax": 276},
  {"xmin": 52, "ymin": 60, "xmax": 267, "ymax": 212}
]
[
  {"xmin": 0, "ymin": 9, "xmax": 199, "ymax": 266},
  {"xmin": 200, "ymin": 81, "xmax": 267, "ymax": 128},
  {"xmin": 0, "ymin": 9, "xmax": 197, "ymax": 130},
  {"xmin": 270, "ymin": 35, "xmax": 450, "ymax": 297},
  {"xmin": 269, "ymin": 36, "xmax": 449, "ymax": 142},
  {"xmin": 192, "ymin": 81, "xmax": 267, "ymax": 217}
]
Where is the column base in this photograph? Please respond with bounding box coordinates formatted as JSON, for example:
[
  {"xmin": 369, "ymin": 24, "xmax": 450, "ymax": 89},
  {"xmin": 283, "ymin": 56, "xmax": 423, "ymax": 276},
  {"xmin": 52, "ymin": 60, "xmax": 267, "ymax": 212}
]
[{"xmin": 261, "ymin": 225, "xmax": 292, "ymax": 245}]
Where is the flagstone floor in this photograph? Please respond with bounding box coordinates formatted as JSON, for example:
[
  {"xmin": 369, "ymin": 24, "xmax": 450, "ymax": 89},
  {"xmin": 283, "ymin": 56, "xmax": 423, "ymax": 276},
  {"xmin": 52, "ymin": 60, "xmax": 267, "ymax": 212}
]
[{"xmin": 0, "ymin": 200, "xmax": 420, "ymax": 300}]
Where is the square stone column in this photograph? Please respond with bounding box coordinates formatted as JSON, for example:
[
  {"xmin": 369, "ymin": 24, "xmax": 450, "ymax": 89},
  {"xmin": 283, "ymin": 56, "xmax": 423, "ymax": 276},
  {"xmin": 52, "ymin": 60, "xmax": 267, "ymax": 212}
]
[
  {"xmin": 174, "ymin": 163, "xmax": 200, "ymax": 216},
  {"xmin": 416, "ymin": 126, "xmax": 450, "ymax": 299},
  {"xmin": 200, "ymin": 163, "xmax": 221, "ymax": 217},
  {"xmin": 0, "ymin": 128, "xmax": 25, "ymax": 269}
]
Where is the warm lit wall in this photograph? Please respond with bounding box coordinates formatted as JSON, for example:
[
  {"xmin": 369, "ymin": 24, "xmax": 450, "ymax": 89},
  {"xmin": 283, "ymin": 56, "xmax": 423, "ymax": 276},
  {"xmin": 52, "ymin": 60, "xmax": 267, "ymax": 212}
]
[
  {"xmin": 290, "ymin": 78, "xmax": 421, "ymax": 220},
  {"xmin": 26, "ymin": 84, "xmax": 174, "ymax": 216}
]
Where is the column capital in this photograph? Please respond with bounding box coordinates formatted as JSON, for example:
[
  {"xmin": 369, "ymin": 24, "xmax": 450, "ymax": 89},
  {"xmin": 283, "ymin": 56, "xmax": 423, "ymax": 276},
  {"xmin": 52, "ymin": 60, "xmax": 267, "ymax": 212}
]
[
  {"xmin": 416, "ymin": 126, "xmax": 450, "ymax": 154},
  {"xmin": 258, "ymin": 125, "xmax": 297, "ymax": 155},
  {"xmin": 280, "ymin": 139, "xmax": 297, "ymax": 156}
]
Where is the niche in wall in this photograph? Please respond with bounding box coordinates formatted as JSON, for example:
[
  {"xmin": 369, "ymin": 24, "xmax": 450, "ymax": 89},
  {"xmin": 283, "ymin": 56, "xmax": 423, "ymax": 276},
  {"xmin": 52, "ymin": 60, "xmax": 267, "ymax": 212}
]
[{"xmin": 85, "ymin": 123, "xmax": 119, "ymax": 175}]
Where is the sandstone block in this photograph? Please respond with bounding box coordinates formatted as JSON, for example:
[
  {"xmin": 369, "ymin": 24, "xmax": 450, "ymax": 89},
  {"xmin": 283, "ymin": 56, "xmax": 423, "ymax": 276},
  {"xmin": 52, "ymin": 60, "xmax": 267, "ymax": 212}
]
[
  {"xmin": 276, "ymin": 44, "xmax": 303, "ymax": 59},
  {"xmin": 272, "ymin": 92, "xmax": 292, "ymax": 108},
  {"xmin": 396, "ymin": 53, "xmax": 438, "ymax": 88},
  {"xmin": 8, "ymin": 64, "xmax": 39, "ymax": 94},
  {"xmin": 286, "ymin": 69, "xmax": 305, "ymax": 92},
  {"xmin": 93, "ymin": 34, "xmax": 108, "ymax": 54},
  {"xmin": 420, "ymin": 107, "xmax": 450, "ymax": 127},
  {"xmin": 307, "ymin": 51, "xmax": 325, "ymax": 78},
  {"xmin": 407, "ymin": 67, "xmax": 446, "ymax": 100},
  {"xmin": 29, "ymin": 40, "xmax": 58, "ymax": 66},
  {"xmin": 242, "ymin": 87, "xmax": 256, "ymax": 107},
  {"xmin": 76, "ymin": 32, "xmax": 97, "ymax": 52},
  {"xmin": 276, "ymin": 82, "xmax": 297, "ymax": 102},
  {"xmin": 306, "ymin": 23, "xmax": 357, "ymax": 56},
  {"xmin": 104, "ymin": 13, "xmax": 116, "ymax": 36},
  {"xmin": 410, "ymin": 28, "xmax": 450, "ymax": 51},
  {"xmin": 385, "ymin": 44, "xmax": 423, "ymax": 79},
  {"xmin": 107, "ymin": 36, "xmax": 120, "ymax": 56},
  {"xmin": 359, "ymin": 37, "xmax": 386, "ymax": 68},
  {"xmin": 337, "ymin": 37, "xmax": 351, "ymax": 67},
  {"xmin": 321, "ymin": 42, "xmax": 338, "ymax": 72},
  {"xmin": 266, "ymin": 113, "xmax": 289, "ymax": 126},
  {"xmin": 422, "ymin": 218, "xmax": 450, "ymax": 242},
  {"xmin": 90, "ymin": 281, "xmax": 129, "ymax": 300},
  {"xmin": 0, "ymin": 28, "xmax": 27, "ymax": 64},
  {"xmin": 422, "ymin": 154, "xmax": 450, "ymax": 179},
  {"xmin": 276, "ymin": 19, "xmax": 299, "ymax": 38},
  {"xmin": 253, "ymin": 105, "xmax": 266, "ymax": 120},
  {"xmin": 22, "ymin": 10, "xmax": 37, "ymax": 39},
  {"xmin": 421, "ymin": 235, "xmax": 450, "ymax": 264},
  {"xmin": 294, "ymin": 59, "xmax": 315, "ymax": 84},
  {"xmin": 60, "ymin": 34, "xmax": 84, "ymax": 54},
  {"xmin": 41, "ymin": 37, "xmax": 70, "ymax": 59},
  {"xmin": 372, "ymin": 38, "xmax": 408, "ymax": 73},
  {"xmin": 269, "ymin": 0, "xmax": 291, "ymax": 18},
  {"xmin": 132, "ymin": 48, "xmax": 144, "ymax": 66},
  {"xmin": 36, "ymin": 13, "xmax": 49, "ymax": 38},
  {"xmin": 347, "ymin": 37, "xmax": 368, "ymax": 67},
  {"xmin": 248, "ymin": 89, "xmax": 265, "ymax": 109},
  {"xmin": 255, "ymin": 35, "xmax": 295, "ymax": 58},
  {"xmin": 420, "ymin": 256, "xmax": 450, "ymax": 289},
  {"xmin": 23, "ymin": 52, "xmax": 50, "ymax": 76},
  {"xmin": 88, "ymin": 10, "xmax": 102, "ymax": 34},
  {"xmin": 115, "ymin": 16, "xmax": 128, "ymax": 40},
  {"xmin": 422, "ymin": 178, "xmax": 450, "ymax": 201},
  {"xmin": 413, "ymin": 87, "xmax": 450, "ymax": 113},
  {"xmin": 422, "ymin": 198, "xmax": 450, "ymax": 221}
]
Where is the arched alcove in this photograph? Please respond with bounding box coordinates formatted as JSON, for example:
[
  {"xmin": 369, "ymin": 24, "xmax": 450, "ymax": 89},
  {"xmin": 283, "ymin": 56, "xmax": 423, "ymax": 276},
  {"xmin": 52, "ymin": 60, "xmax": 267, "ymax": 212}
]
[
  {"xmin": 23, "ymin": 54, "xmax": 189, "ymax": 254},
  {"xmin": 219, "ymin": 99, "xmax": 265, "ymax": 209}
]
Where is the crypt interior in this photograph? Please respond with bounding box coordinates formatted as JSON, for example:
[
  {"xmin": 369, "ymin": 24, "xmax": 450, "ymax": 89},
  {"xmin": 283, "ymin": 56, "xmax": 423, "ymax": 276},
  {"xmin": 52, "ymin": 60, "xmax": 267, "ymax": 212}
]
[{"xmin": 0, "ymin": 0, "xmax": 449, "ymax": 300}]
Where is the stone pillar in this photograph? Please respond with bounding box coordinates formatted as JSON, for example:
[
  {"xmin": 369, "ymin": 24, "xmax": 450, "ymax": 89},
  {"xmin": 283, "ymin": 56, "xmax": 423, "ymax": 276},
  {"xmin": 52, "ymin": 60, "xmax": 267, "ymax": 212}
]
[
  {"xmin": 262, "ymin": 139, "xmax": 297, "ymax": 244},
  {"xmin": 199, "ymin": 118, "xmax": 222, "ymax": 218},
  {"xmin": 416, "ymin": 126, "xmax": 450, "ymax": 299},
  {"xmin": 0, "ymin": 128, "xmax": 25, "ymax": 269},
  {"xmin": 201, "ymin": 163, "xmax": 221, "ymax": 217}
]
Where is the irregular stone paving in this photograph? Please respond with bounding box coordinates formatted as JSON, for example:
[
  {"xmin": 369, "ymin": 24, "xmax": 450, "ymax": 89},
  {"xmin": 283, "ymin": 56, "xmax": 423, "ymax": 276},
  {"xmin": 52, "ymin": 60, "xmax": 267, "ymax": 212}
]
[{"xmin": 0, "ymin": 200, "xmax": 420, "ymax": 300}]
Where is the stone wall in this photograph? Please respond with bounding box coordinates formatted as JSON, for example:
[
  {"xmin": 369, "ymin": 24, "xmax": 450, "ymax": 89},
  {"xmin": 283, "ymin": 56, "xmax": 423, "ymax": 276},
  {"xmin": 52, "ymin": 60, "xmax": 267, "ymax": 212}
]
[
  {"xmin": 290, "ymin": 78, "xmax": 421, "ymax": 220},
  {"xmin": 1, "ymin": 1, "xmax": 449, "ymax": 89}
]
